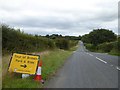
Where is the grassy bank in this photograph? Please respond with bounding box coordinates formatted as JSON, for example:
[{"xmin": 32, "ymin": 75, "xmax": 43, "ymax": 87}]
[
  {"xmin": 2, "ymin": 47, "xmax": 77, "ymax": 88},
  {"xmin": 85, "ymin": 41, "xmax": 120, "ymax": 56}
]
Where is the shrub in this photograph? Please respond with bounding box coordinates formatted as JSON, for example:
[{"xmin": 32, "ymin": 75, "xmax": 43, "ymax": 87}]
[
  {"xmin": 2, "ymin": 24, "xmax": 78, "ymax": 55},
  {"xmin": 98, "ymin": 42, "xmax": 113, "ymax": 52},
  {"xmin": 2, "ymin": 25, "xmax": 56, "ymax": 54},
  {"xmin": 55, "ymin": 38, "xmax": 70, "ymax": 50},
  {"xmin": 85, "ymin": 44, "xmax": 97, "ymax": 51}
]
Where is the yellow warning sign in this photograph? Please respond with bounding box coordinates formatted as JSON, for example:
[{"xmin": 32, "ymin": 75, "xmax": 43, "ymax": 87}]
[{"xmin": 8, "ymin": 53, "xmax": 40, "ymax": 74}]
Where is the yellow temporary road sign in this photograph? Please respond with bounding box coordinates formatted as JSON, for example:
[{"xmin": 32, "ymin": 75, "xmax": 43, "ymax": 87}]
[{"xmin": 8, "ymin": 53, "xmax": 40, "ymax": 74}]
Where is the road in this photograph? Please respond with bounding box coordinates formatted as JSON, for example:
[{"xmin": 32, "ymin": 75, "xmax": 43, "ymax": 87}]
[{"xmin": 46, "ymin": 41, "xmax": 119, "ymax": 88}]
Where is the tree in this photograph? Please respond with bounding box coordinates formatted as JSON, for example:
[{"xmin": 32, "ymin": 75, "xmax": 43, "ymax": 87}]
[
  {"xmin": 81, "ymin": 34, "xmax": 91, "ymax": 43},
  {"xmin": 82, "ymin": 29, "xmax": 117, "ymax": 46},
  {"xmin": 89, "ymin": 29, "xmax": 117, "ymax": 45},
  {"xmin": 46, "ymin": 34, "xmax": 49, "ymax": 38}
]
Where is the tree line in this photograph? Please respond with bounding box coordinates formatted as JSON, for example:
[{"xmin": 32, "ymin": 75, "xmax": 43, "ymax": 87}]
[
  {"xmin": 2, "ymin": 24, "xmax": 119, "ymax": 55},
  {"xmin": 2, "ymin": 24, "xmax": 80, "ymax": 55}
]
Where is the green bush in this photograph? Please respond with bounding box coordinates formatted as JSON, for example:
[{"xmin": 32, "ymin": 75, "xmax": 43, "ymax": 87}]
[
  {"xmin": 55, "ymin": 38, "xmax": 70, "ymax": 50},
  {"xmin": 2, "ymin": 25, "xmax": 78, "ymax": 55},
  {"xmin": 55, "ymin": 38, "xmax": 78, "ymax": 50},
  {"xmin": 2, "ymin": 25, "xmax": 56, "ymax": 54},
  {"xmin": 69, "ymin": 40, "xmax": 78, "ymax": 47},
  {"xmin": 98, "ymin": 42, "xmax": 113, "ymax": 52},
  {"xmin": 85, "ymin": 44, "xmax": 97, "ymax": 51},
  {"xmin": 109, "ymin": 41, "xmax": 120, "ymax": 55}
]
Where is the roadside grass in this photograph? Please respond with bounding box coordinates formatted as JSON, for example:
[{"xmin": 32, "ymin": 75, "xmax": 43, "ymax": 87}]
[
  {"xmin": 85, "ymin": 43, "xmax": 120, "ymax": 56},
  {"xmin": 90, "ymin": 49, "xmax": 120, "ymax": 56},
  {"xmin": 2, "ymin": 47, "xmax": 77, "ymax": 88},
  {"xmin": 2, "ymin": 55, "xmax": 11, "ymax": 78},
  {"xmin": 86, "ymin": 49, "xmax": 120, "ymax": 56},
  {"xmin": 109, "ymin": 49, "xmax": 120, "ymax": 56}
]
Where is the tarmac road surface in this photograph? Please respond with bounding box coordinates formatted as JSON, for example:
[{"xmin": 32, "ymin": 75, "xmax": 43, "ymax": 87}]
[{"xmin": 46, "ymin": 41, "xmax": 119, "ymax": 88}]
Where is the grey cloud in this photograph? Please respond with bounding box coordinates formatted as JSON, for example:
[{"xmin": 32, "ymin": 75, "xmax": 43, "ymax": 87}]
[
  {"xmin": 1, "ymin": 0, "xmax": 118, "ymax": 36},
  {"xmin": 96, "ymin": 12, "xmax": 117, "ymax": 22},
  {"xmin": 6, "ymin": 13, "xmax": 117, "ymax": 36},
  {"xmin": 7, "ymin": 16, "xmax": 78, "ymax": 29}
]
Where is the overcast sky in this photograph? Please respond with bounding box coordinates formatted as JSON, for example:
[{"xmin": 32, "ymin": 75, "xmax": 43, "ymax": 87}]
[{"xmin": 0, "ymin": 0, "xmax": 119, "ymax": 36}]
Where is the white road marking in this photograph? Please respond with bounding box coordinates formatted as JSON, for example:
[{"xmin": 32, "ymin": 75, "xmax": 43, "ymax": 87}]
[
  {"xmin": 89, "ymin": 54, "xmax": 93, "ymax": 56},
  {"xmin": 116, "ymin": 66, "xmax": 120, "ymax": 70},
  {"xmin": 86, "ymin": 53, "xmax": 119, "ymax": 71},
  {"xmin": 86, "ymin": 53, "xmax": 89, "ymax": 54},
  {"xmin": 73, "ymin": 51, "xmax": 76, "ymax": 53},
  {"xmin": 96, "ymin": 57, "xmax": 107, "ymax": 64},
  {"xmin": 110, "ymin": 65, "xmax": 113, "ymax": 67}
]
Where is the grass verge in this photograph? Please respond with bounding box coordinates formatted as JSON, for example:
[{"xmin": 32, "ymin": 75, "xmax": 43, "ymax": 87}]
[
  {"xmin": 85, "ymin": 43, "xmax": 120, "ymax": 56},
  {"xmin": 109, "ymin": 49, "xmax": 120, "ymax": 56},
  {"xmin": 2, "ymin": 47, "xmax": 77, "ymax": 88}
]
